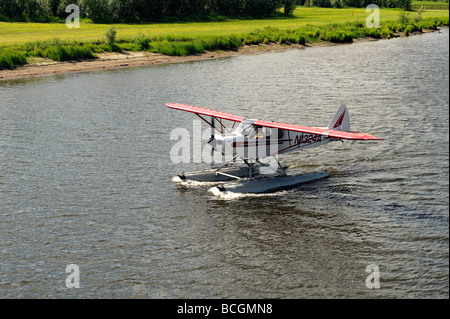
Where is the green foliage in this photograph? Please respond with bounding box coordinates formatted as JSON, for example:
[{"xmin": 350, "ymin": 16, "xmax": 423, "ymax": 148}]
[
  {"xmin": 0, "ymin": 50, "xmax": 27, "ymax": 69},
  {"xmin": 296, "ymin": 35, "xmax": 306, "ymax": 45},
  {"xmin": 18, "ymin": 38, "xmax": 96, "ymax": 60},
  {"xmin": 201, "ymin": 35, "xmax": 241, "ymax": 51},
  {"xmin": 380, "ymin": 27, "xmax": 394, "ymax": 38},
  {"xmin": 404, "ymin": 24, "xmax": 414, "ymax": 35},
  {"xmin": 398, "ymin": 11, "xmax": 411, "ymax": 25},
  {"xmin": 414, "ymin": 6, "xmax": 424, "ymax": 23},
  {"xmin": 212, "ymin": 0, "xmax": 281, "ymax": 17},
  {"xmin": 135, "ymin": 33, "xmax": 150, "ymax": 50},
  {"xmin": 105, "ymin": 26, "xmax": 117, "ymax": 46},
  {"xmin": 309, "ymin": 0, "xmax": 412, "ymax": 9},
  {"xmin": 2, "ymin": 14, "xmax": 448, "ymax": 69},
  {"xmin": 365, "ymin": 27, "xmax": 382, "ymax": 38},
  {"xmin": 0, "ymin": 0, "xmax": 284, "ymax": 22},
  {"xmin": 283, "ymin": 0, "xmax": 297, "ymax": 16},
  {"xmin": 42, "ymin": 44, "xmax": 96, "ymax": 61},
  {"xmin": 323, "ymin": 30, "xmax": 353, "ymax": 43},
  {"xmin": 150, "ymin": 40, "xmax": 203, "ymax": 56},
  {"xmin": 145, "ymin": 34, "xmax": 243, "ymax": 56},
  {"xmin": 81, "ymin": 0, "xmax": 112, "ymax": 23},
  {"xmin": 278, "ymin": 35, "xmax": 288, "ymax": 44}
]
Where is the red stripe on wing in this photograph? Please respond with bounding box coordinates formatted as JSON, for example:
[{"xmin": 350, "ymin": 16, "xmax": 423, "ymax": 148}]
[
  {"xmin": 254, "ymin": 120, "xmax": 383, "ymax": 140},
  {"xmin": 165, "ymin": 103, "xmax": 245, "ymax": 123}
]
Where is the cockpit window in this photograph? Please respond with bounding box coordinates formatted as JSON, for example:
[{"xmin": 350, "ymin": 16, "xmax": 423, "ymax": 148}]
[
  {"xmin": 255, "ymin": 126, "xmax": 271, "ymax": 138},
  {"xmin": 236, "ymin": 120, "xmax": 257, "ymax": 138},
  {"xmin": 242, "ymin": 123, "xmax": 255, "ymax": 137}
]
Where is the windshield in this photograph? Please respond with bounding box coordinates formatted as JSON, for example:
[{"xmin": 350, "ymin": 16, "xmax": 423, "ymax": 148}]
[{"xmin": 236, "ymin": 120, "xmax": 257, "ymax": 138}]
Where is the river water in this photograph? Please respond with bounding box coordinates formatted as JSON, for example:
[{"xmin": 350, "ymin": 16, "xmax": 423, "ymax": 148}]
[{"xmin": 0, "ymin": 29, "xmax": 448, "ymax": 299}]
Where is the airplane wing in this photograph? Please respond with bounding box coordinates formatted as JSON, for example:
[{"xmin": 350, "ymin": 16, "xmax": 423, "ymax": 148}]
[
  {"xmin": 165, "ymin": 103, "xmax": 382, "ymax": 140},
  {"xmin": 254, "ymin": 120, "xmax": 383, "ymax": 140},
  {"xmin": 165, "ymin": 103, "xmax": 245, "ymax": 133},
  {"xmin": 249, "ymin": 120, "xmax": 383, "ymax": 157},
  {"xmin": 165, "ymin": 103, "xmax": 245, "ymax": 122},
  {"xmin": 166, "ymin": 103, "xmax": 383, "ymax": 158}
]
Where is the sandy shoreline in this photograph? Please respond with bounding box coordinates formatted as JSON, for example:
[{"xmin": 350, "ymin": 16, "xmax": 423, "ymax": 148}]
[
  {"xmin": 0, "ymin": 43, "xmax": 301, "ymax": 81},
  {"xmin": 0, "ymin": 31, "xmax": 440, "ymax": 81}
]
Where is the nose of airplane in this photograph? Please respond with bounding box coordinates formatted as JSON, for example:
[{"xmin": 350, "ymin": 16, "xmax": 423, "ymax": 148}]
[
  {"xmin": 207, "ymin": 135, "xmax": 215, "ymax": 147},
  {"xmin": 208, "ymin": 136, "xmax": 224, "ymax": 148}
]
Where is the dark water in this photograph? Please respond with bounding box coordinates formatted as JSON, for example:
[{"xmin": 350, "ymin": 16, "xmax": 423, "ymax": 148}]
[{"xmin": 0, "ymin": 29, "xmax": 448, "ymax": 299}]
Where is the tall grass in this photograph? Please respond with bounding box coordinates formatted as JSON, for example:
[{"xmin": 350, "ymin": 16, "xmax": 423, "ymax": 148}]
[
  {"xmin": 43, "ymin": 45, "xmax": 97, "ymax": 62},
  {"xmin": 129, "ymin": 15, "xmax": 448, "ymax": 56},
  {"xmin": 135, "ymin": 33, "xmax": 151, "ymax": 50},
  {"xmin": 0, "ymin": 50, "xmax": 27, "ymax": 69},
  {"xmin": 20, "ymin": 39, "xmax": 98, "ymax": 62},
  {"xmin": 143, "ymin": 35, "xmax": 242, "ymax": 56},
  {"xmin": 1, "ymin": 15, "xmax": 448, "ymax": 68}
]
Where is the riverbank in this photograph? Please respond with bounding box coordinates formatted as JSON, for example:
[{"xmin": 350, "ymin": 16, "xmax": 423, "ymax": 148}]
[
  {"xmin": 1, "ymin": 7, "xmax": 449, "ymax": 72},
  {"xmin": 3, "ymin": 40, "xmax": 337, "ymax": 80},
  {"xmin": 1, "ymin": 28, "xmax": 447, "ymax": 81},
  {"xmin": 0, "ymin": 44, "xmax": 292, "ymax": 81},
  {"xmin": 4, "ymin": 7, "xmax": 446, "ymax": 46}
]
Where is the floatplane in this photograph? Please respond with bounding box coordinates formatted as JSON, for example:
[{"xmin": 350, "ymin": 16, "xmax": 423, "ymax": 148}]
[{"xmin": 166, "ymin": 103, "xmax": 383, "ymax": 194}]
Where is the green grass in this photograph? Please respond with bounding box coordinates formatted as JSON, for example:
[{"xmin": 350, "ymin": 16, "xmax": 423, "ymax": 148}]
[
  {"xmin": 0, "ymin": 50, "xmax": 27, "ymax": 69},
  {"xmin": 1, "ymin": 7, "xmax": 448, "ymax": 47},
  {"xmin": 412, "ymin": 1, "xmax": 449, "ymax": 10},
  {"xmin": 0, "ymin": 7, "xmax": 448, "ymax": 69},
  {"xmin": 19, "ymin": 38, "xmax": 98, "ymax": 61},
  {"xmin": 42, "ymin": 44, "xmax": 97, "ymax": 61}
]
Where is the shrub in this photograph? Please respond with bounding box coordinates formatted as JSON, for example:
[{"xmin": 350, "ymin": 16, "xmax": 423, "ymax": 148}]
[
  {"xmin": 85, "ymin": 43, "xmax": 111, "ymax": 53},
  {"xmin": 323, "ymin": 31, "xmax": 353, "ymax": 43},
  {"xmin": 278, "ymin": 35, "xmax": 288, "ymax": 44},
  {"xmin": 216, "ymin": 35, "xmax": 241, "ymax": 50},
  {"xmin": 0, "ymin": 50, "xmax": 27, "ymax": 69},
  {"xmin": 398, "ymin": 11, "xmax": 410, "ymax": 25},
  {"xmin": 42, "ymin": 44, "xmax": 97, "ymax": 61},
  {"xmin": 387, "ymin": 23, "xmax": 399, "ymax": 32},
  {"xmin": 442, "ymin": 16, "xmax": 449, "ymax": 26},
  {"xmin": 201, "ymin": 35, "xmax": 241, "ymax": 51},
  {"xmin": 404, "ymin": 25, "xmax": 414, "ymax": 36},
  {"xmin": 365, "ymin": 28, "xmax": 382, "ymax": 39},
  {"xmin": 413, "ymin": 9, "xmax": 424, "ymax": 24},
  {"xmin": 296, "ymin": 35, "xmax": 306, "ymax": 45},
  {"xmin": 243, "ymin": 34, "xmax": 261, "ymax": 45},
  {"xmin": 381, "ymin": 28, "xmax": 394, "ymax": 39},
  {"xmin": 117, "ymin": 42, "xmax": 141, "ymax": 51},
  {"xmin": 105, "ymin": 26, "xmax": 117, "ymax": 46},
  {"xmin": 135, "ymin": 33, "xmax": 150, "ymax": 50},
  {"xmin": 151, "ymin": 41, "xmax": 205, "ymax": 56}
]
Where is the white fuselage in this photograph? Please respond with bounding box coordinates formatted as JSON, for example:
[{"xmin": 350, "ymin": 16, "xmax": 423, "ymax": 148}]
[{"xmin": 208, "ymin": 119, "xmax": 335, "ymax": 160}]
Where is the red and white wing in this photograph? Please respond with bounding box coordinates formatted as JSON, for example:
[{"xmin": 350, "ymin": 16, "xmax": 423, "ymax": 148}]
[
  {"xmin": 254, "ymin": 120, "xmax": 383, "ymax": 140},
  {"xmin": 254, "ymin": 120, "xmax": 382, "ymax": 156},
  {"xmin": 165, "ymin": 103, "xmax": 245, "ymax": 133}
]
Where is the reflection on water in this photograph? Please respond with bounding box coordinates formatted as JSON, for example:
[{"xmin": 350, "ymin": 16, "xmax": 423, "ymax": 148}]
[{"xmin": 0, "ymin": 29, "xmax": 448, "ymax": 298}]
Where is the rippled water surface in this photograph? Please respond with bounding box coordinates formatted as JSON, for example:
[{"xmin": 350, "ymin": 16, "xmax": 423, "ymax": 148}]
[{"xmin": 0, "ymin": 29, "xmax": 448, "ymax": 298}]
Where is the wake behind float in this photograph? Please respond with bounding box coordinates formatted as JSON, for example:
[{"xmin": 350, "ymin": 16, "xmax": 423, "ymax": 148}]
[{"xmin": 166, "ymin": 103, "xmax": 382, "ymax": 195}]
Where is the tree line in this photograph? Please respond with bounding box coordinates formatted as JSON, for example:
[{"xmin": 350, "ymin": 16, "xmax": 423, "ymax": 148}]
[
  {"xmin": 299, "ymin": 0, "xmax": 412, "ymax": 10},
  {"xmin": 0, "ymin": 0, "xmax": 412, "ymax": 23},
  {"xmin": 0, "ymin": 0, "xmax": 297, "ymax": 22}
]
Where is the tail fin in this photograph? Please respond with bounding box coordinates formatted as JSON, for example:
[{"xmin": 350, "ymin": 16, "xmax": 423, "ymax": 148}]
[{"xmin": 328, "ymin": 104, "xmax": 351, "ymax": 131}]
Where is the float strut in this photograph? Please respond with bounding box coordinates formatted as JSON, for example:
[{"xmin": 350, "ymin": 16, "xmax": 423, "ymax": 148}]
[{"xmin": 275, "ymin": 156, "xmax": 287, "ymax": 176}]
